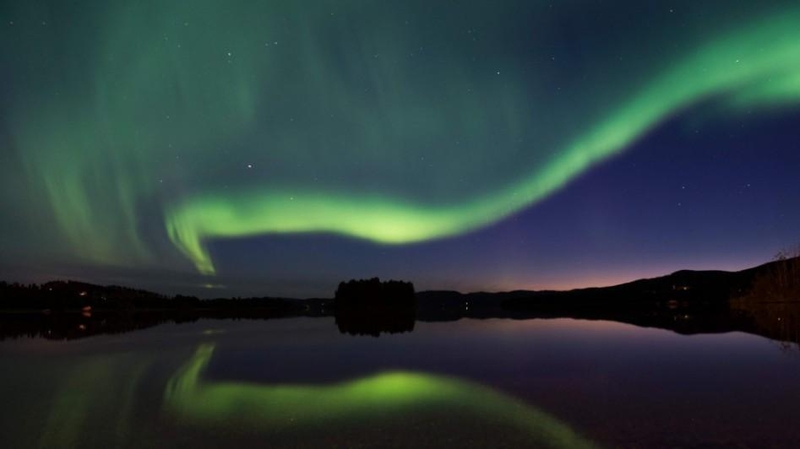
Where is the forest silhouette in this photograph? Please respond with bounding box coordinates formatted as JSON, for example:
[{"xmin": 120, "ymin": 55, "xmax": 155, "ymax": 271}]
[
  {"xmin": 0, "ymin": 256, "xmax": 798, "ymax": 347},
  {"xmin": 334, "ymin": 278, "xmax": 416, "ymax": 336}
]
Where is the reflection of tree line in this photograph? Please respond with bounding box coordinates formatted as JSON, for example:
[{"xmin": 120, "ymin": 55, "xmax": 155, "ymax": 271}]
[
  {"xmin": 0, "ymin": 311, "xmax": 188, "ymax": 341},
  {"xmin": 6, "ymin": 299, "xmax": 798, "ymax": 347},
  {"xmin": 0, "ymin": 308, "xmax": 321, "ymax": 341},
  {"xmin": 731, "ymin": 251, "xmax": 800, "ymax": 351},
  {"xmin": 732, "ymin": 301, "xmax": 800, "ymax": 351}
]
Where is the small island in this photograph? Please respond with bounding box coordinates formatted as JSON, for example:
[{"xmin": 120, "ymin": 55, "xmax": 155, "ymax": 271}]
[{"xmin": 334, "ymin": 278, "xmax": 416, "ymax": 337}]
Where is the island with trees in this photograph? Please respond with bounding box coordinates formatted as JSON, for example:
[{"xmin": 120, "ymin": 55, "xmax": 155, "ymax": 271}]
[{"xmin": 334, "ymin": 278, "xmax": 416, "ymax": 336}]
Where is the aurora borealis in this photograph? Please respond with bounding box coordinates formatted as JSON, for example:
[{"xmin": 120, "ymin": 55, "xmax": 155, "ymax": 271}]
[{"xmin": 2, "ymin": 1, "xmax": 800, "ymax": 295}]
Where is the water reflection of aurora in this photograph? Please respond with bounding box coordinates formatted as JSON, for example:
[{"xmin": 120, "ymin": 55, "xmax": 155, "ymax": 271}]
[{"xmin": 164, "ymin": 344, "xmax": 599, "ymax": 448}]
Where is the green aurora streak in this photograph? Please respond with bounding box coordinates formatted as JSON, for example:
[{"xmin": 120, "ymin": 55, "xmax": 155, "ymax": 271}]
[
  {"xmin": 3, "ymin": 1, "xmax": 800, "ymax": 274},
  {"xmin": 164, "ymin": 344, "xmax": 599, "ymax": 449},
  {"xmin": 169, "ymin": 5, "xmax": 800, "ymax": 274}
]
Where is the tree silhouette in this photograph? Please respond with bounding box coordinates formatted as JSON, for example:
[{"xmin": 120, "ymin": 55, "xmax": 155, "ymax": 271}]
[{"xmin": 334, "ymin": 278, "xmax": 416, "ymax": 336}]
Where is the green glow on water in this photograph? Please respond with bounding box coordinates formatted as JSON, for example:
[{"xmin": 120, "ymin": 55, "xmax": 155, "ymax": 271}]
[{"xmin": 164, "ymin": 344, "xmax": 599, "ymax": 448}]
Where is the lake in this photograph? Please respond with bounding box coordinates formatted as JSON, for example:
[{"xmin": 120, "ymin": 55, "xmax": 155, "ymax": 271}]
[{"xmin": 1, "ymin": 316, "xmax": 799, "ymax": 449}]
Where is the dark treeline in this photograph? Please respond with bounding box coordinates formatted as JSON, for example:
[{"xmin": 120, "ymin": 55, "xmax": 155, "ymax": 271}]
[
  {"xmin": 1, "ymin": 256, "xmax": 799, "ymax": 344},
  {"xmin": 0, "ymin": 311, "xmax": 192, "ymax": 341},
  {"xmin": 334, "ymin": 278, "xmax": 416, "ymax": 337},
  {"xmin": 0, "ymin": 280, "xmax": 189, "ymax": 311},
  {"xmin": 0, "ymin": 280, "xmax": 331, "ymax": 314},
  {"xmin": 335, "ymin": 278, "xmax": 415, "ymax": 306},
  {"xmin": 735, "ymin": 251, "xmax": 800, "ymax": 304}
]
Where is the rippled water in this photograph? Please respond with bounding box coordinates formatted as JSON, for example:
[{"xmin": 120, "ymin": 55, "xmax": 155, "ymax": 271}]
[{"xmin": 1, "ymin": 317, "xmax": 799, "ymax": 449}]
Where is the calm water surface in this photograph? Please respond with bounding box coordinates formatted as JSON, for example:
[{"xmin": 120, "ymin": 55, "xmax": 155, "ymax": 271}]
[{"xmin": 1, "ymin": 317, "xmax": 799, "ymax": 449}]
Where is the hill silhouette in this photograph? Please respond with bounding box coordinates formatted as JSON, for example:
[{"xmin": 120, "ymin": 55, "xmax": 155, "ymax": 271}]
[{"xmin": 0, "ymin": 257, "xmax": 798, "ymax": 345}]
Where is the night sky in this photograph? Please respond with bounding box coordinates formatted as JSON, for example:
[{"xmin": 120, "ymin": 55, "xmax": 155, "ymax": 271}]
[{"xmin": 1, "ymin": 0, "xmax": 799, "ymax": 297}]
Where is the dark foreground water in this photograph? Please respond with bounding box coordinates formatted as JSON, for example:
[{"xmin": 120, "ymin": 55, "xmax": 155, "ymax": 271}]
[{"xmin": 1, "ymin": 317, "xmax": 799, "ymax": 449}]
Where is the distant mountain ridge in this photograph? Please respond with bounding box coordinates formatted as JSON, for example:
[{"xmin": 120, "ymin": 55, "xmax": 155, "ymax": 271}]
[
  {"xmin": 420, "ymin": 257, "xmax": 798, "ymax": 306},
  {"xmin": 0, "ymin": 256, "xmax": 796, "ymax": 311}
]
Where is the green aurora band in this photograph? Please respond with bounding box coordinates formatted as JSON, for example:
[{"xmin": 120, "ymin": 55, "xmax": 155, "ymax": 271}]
[
  {"xmin": 164, "ymin": 344, "xmax": 599, "ymax": 448},
  {"xmin": 166, "ymin": 6, "xmax": 800, "ymax": 274},
  {"xmin": 3, "ymin": 1, "xmax": 800, "ymax": 274}
]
